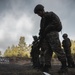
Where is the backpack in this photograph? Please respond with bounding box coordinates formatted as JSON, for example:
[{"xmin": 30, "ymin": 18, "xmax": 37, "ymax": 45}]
[
  {"xmin": 52, "ymin": 12, "xmax": 62, "ymax": 32},
  {"xmin": 56, "ymin": 16, "xmax": 62, "ymax": 32},
  {"xmin": 56, "ymin": 22, "xmax": 62, "ymax": 32}
]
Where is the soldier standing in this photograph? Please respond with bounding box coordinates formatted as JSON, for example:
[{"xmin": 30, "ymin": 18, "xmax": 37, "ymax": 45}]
[
  {"xmin": 34, "ymin": 4, "xmax": 68, "ymax": 73},
  {"xmin": 62, "ymin": 33, "xmax": 75, "ymax": 68}
]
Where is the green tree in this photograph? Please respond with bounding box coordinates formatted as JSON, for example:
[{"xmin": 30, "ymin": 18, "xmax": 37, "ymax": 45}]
[{"xmin": 4, "ymin": 36, "xmax": 31, "ymax": 58}]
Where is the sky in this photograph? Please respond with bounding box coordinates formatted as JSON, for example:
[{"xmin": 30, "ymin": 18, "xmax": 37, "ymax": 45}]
[{"xmin": 0, "ymin": 0, "xmax": 75, "ymax": 55}]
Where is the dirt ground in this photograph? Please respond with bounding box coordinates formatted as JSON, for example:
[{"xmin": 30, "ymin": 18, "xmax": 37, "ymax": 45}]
[{"xmin": 0, "ymin": 63, "xmax": 75, "ymax": 75}]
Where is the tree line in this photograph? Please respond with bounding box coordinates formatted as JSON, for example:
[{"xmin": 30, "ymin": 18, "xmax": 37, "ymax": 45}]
[
  {"xmin": 0, "ymin": 37, "xmax": 75, "ymax": 59},
  {"xmin": 4, "ymin": 36, "xmax": 31, "ymax": 58}
]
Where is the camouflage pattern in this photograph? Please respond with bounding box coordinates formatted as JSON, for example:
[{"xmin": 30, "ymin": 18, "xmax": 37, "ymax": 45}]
[
  {"xmin": 41, "ymin": 31, "xmax": 66, "ymax": 66},
  {"xmin": 37, "ymin": 11, "xmax": 67, "ymax": 71},
  {"xmin": 34, "ymin": 5, "xmax": 68, "ymax": 72},
  {"xmin": 62, "ymin": 36, "xmax": 75, "ymax": 67},
  {"xmin": 30, "ymin": 36, "xmax": 40, "ymax": 68}
]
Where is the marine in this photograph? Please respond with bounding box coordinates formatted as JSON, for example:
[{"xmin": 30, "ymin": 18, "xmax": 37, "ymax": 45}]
[
  {"xmin": 34, "ymin": 4, "xmax": 68, "ymax": 73},
  {"xmin": 62, "ymin": 33, "xmax": 75, "ymax": 68}
]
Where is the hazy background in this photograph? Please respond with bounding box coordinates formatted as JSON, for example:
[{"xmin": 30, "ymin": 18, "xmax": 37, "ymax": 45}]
[{"xmin": 0, "ymin": 0, "xmax": 75, "ymax": 54}]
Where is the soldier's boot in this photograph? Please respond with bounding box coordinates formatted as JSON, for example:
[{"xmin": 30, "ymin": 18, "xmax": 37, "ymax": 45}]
[
  {"xmin": 42, "ymin": 65, "xmax": 49, "ymax": 73},
  {"xmin": 58, "ymin": 61, "xmax": 68, "ymax": 73}
]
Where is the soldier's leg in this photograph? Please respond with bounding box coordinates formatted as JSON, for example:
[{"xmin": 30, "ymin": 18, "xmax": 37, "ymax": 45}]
[
  {"xmin": 41, "ymin": 39, "xmax": 53, "ymax": 72},
  {"xmin": 44, "ymin": 48, "xmax": 53, "ymax": 68},
  {"xmin": 46, "ymin": 32, "xmax": 67, "ymax": 73},
  {"xmin": 32, "ymin": 56, "xmax": 36, "ymax": 68},
  {"xmin": 65, "ymin": 49, "xmax": 75, "ymax": 67},
  {"xmin": 34, "ymin": 55, "xmax": 40, "ymax": 68},
  {"xmin": 43, "ymin": 50, "xmax": 53, "ymax": 73}
]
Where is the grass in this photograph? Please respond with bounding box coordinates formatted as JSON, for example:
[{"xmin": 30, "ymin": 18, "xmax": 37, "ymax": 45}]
[{"xmin": 0, "ymin": 62, "xmax": 75, "ymax": 75}]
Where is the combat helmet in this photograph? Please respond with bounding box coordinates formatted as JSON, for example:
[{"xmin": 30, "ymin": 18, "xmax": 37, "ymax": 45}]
[
  {"xmin": 34, "ymin": 4, "xmax": 44, "ymax": 14},
  {"xmin": 62, "ymin": 33, "xmax": 68, "ymax": 38}
]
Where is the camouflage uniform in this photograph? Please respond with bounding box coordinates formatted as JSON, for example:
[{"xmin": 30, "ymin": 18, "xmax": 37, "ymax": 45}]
[
  {"xmin": 62, "ymin": 34, "xmax": 75, "ymax": 67},
  {"xmin": 34, "ymin": 4, "xmax": 67, "ymax": 73},
  {"xmin": 30, "ymin": 36, "xmax": 40, "ymax": 68},
  {"xmin": 39, "ymin": 12, "xmax": 67, "ymax": 72}
]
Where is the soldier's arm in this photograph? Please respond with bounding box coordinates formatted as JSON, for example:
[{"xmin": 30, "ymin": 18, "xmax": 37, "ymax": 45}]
[{"xmin": 44, "ymin": 24, "xmax": 56, "ymax": 34}]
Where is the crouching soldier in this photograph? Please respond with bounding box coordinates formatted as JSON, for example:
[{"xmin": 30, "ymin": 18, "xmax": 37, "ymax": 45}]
[{"xmin": 30, "ymin": 36, "xmax": 40, "ymax": 69}]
